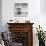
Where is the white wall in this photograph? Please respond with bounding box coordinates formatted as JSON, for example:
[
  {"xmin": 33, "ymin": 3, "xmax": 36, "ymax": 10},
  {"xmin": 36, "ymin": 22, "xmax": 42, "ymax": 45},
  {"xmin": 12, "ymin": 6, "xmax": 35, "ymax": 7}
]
[
  {"xmin": 32, "ymin": 0, "xmax": 40, "ymax": 46},
  {"xmin": 40, "ymin": 0, "xmax": 46, "ymax": 13},
  {"xmin": 40, "ymin": 0, "xmax": 46, "ymax": 31},
  {"xmin": 0, "ymin": 0, "xmax": 2, "ymax": 32},
  {"xmin": 2, "ymin": 0, "xmax": 40, "ymax": 46},
  {"xmin": 2, "ymin": 0, "xmax": 40, "ymax": 30}
]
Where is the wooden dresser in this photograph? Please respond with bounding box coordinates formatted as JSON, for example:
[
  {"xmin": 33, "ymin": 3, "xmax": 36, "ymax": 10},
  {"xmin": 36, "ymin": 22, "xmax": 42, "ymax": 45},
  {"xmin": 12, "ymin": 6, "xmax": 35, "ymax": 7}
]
[{"xmin": 7, "ymin": 23, "xmax": 34, "ymax": 46}]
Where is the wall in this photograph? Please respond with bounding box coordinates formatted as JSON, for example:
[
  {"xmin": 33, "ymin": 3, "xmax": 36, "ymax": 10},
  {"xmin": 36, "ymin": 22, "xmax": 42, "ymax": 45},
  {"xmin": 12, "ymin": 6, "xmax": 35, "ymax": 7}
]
[
  {"xmin": 0, "ymin": 0, "xmax": 2, "ymax": 32},
  {"xmin": 2, "ymin": 0, "xmax": 40, "ymax": 46},
  {"xmin": 2, "ymin": 0, "xmax": 40, "ymax": 30},
  {"xmin": 40, "ymin": 0, "xmax": 46, "ymax": 32}
]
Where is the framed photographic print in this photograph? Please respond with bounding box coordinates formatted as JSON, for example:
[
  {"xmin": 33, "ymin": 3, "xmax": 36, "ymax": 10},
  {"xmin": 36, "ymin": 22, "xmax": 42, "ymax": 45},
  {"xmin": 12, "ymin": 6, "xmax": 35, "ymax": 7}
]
[{"xmin": 14, "ymin": 3, "xmax": 28, "ymax": 17}]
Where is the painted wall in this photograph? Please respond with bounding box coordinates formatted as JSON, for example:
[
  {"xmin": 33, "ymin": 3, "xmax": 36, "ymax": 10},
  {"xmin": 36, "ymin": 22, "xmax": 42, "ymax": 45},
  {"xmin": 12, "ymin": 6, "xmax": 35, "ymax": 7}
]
[
  {"xmin": 0, "ymin": 0, "xmax": 2, "ymax": 32},
  {"xmin": 2, "ymin": 0, "xmax": 40, "ymax": 30},
  {"xmin": 40, "ymin": 0, "xmax": 46, "ymax": 32}
]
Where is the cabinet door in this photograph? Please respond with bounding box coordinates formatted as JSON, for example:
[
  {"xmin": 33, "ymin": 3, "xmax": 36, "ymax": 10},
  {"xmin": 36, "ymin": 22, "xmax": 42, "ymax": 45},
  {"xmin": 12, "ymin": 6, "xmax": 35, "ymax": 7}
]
[{"xmin": 11, "ymin": 32, "xmax": 28, "ymax": 46}]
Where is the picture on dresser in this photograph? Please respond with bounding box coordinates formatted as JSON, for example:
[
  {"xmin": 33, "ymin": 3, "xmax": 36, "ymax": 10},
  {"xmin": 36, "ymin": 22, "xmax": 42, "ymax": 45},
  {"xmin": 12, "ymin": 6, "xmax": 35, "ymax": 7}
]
[{"xmin": 14, "ymin": 3, "xmax": 28, "ymax": 17}]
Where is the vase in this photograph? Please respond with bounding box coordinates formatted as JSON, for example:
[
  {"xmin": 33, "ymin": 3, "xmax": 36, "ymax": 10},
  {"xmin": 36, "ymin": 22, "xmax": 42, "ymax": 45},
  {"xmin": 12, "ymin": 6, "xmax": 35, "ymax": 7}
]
[{"xmin": 39, "ymin": 40, "xmax": 45, "ymax": 46}]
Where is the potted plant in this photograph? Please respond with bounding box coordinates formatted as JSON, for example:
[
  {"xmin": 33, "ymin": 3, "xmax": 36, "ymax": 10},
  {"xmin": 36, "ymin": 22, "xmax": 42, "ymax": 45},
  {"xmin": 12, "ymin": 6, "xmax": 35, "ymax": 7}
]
[{"xmin": 36, "ymin": 25, "xmax": 45, "ymax": 46}]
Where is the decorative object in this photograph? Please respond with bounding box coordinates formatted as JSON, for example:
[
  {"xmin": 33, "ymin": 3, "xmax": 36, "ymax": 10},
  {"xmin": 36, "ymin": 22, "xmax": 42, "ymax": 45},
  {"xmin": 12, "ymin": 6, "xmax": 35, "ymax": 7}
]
[
  {"xmin": 0, "ymin": 32, "xmax": 5, "ymax": 46},
  {"xmin": 8, "ymin": 19, "xmax": 19, "ymax": 23},
  {"xmin": 14, "ymin": 3, "xmax": 28, "ymax": 17},
  {"xmin": 1, "ymin": 31, "xmax": 12, "ymax": 46},
  {"xmin": 36, "ymin": 25, "xmax": 45, "ymax": 46},
  {"xmin": 25, "ymin": 20, "xmax": 30, "ymax": 23},
  {"xmin": 10, "ymin": 20, "xmax": 13, "ymax": 21}
]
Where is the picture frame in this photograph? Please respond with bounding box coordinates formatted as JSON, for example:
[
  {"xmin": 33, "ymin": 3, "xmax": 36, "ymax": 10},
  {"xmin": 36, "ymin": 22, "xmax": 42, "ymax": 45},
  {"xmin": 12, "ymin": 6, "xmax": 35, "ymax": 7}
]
[{"xmin": 14, "ymin": 3, "xmax": 28, "ymax": 17}]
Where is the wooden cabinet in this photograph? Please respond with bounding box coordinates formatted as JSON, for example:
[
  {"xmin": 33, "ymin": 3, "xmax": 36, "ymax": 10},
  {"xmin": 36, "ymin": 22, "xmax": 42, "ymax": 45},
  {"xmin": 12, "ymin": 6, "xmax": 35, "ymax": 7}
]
[{"xmin": 7, "ymin": 23, "xmax": 34, "ymax": 46}]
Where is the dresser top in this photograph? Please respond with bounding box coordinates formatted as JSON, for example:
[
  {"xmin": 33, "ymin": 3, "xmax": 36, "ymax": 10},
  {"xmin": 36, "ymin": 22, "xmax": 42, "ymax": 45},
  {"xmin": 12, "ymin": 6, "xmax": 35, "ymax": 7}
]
[{"xmin": 7, "ymin": 23, "xmax": 34, "ymax": 25}]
